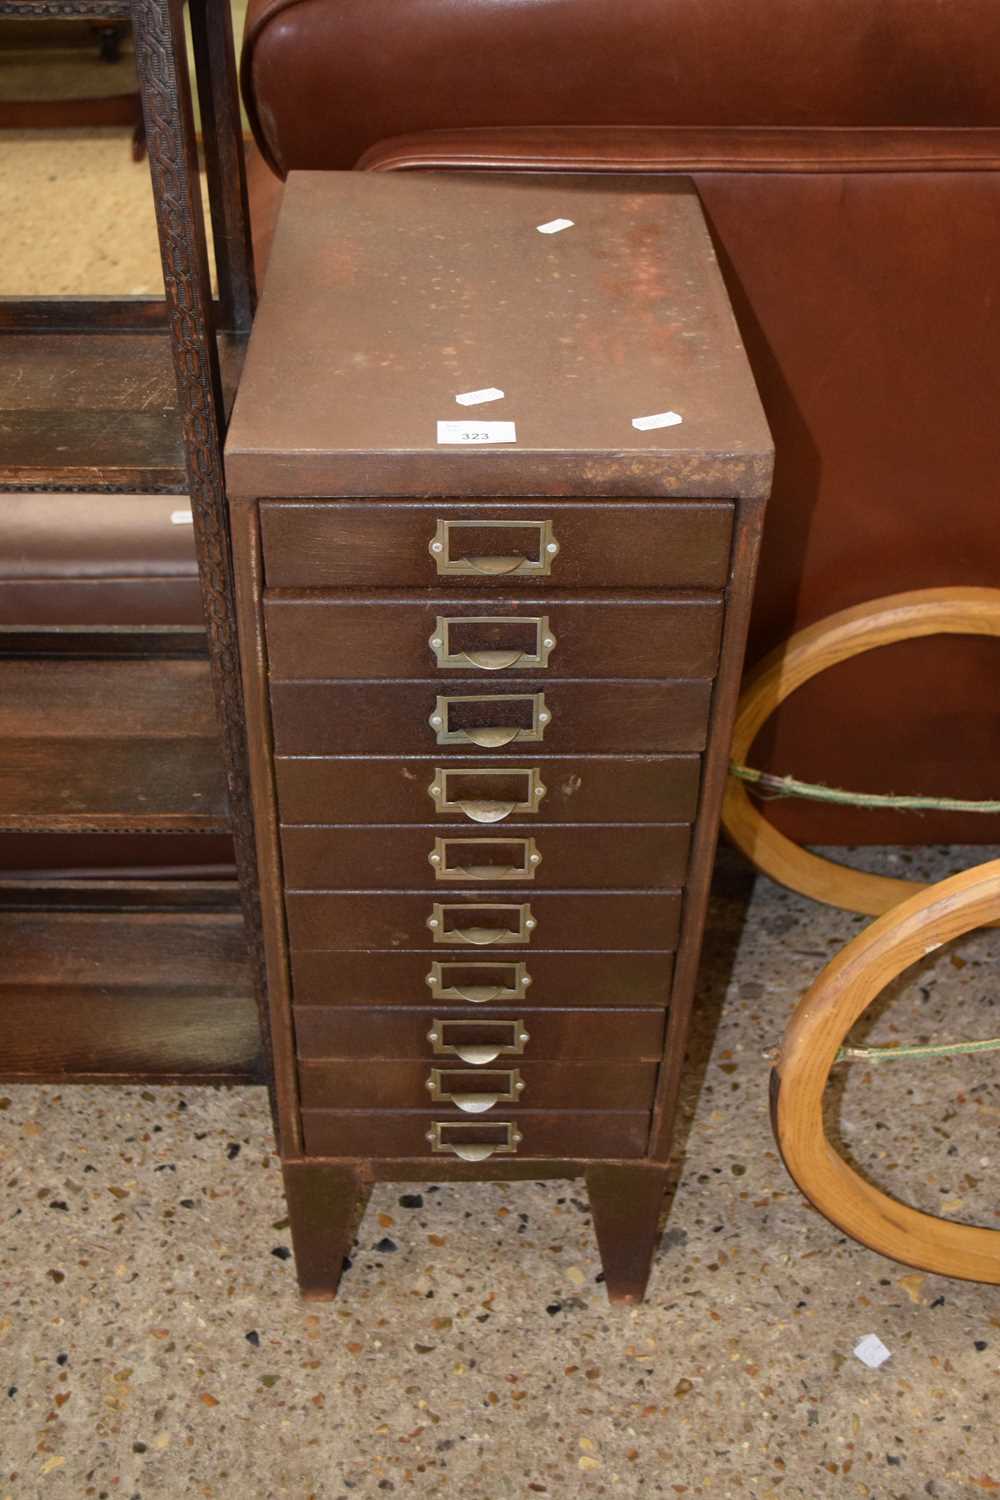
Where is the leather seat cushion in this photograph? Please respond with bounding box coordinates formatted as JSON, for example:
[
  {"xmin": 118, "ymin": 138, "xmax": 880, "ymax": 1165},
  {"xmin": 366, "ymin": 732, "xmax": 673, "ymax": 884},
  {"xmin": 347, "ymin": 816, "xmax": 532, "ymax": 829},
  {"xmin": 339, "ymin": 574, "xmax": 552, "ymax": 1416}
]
[
  {"xmin": 0, "ymin": 492, "xmax": 203, "ymax": 627},
  {"xmin": 242, "ymin": 0, "xmax": 1000, "ymax": 175}
]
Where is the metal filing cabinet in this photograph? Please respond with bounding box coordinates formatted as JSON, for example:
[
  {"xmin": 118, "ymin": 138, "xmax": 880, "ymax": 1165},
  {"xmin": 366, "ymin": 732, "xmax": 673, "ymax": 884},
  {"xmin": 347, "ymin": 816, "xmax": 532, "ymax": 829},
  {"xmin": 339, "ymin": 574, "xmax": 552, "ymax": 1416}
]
[{"xmin": 225, "ymin": 171, "xmax": 772, "ymax": 1302}]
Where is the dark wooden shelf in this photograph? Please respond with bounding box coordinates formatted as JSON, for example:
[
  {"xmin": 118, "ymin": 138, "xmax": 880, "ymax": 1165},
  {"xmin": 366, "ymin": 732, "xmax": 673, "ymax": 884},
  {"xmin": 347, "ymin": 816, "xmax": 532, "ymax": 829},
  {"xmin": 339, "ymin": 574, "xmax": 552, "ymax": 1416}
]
[
  {"xmin": 0, "ymin": 653, "xmax": 228, "ymax": 832},
  {"xmin": 0, "ymin": 327, "xmax": 246, "ymax": 491},
  {"xmin": 0, "ymin": 1, "xmax": 133, "ymax": 16},
  {"xmin": 0, "ymin": 0, "xmax": 265, "ymax": 1090},
  {"xmin": 0, "ymin": 878, "xmax": 261, "ymax": 1084}
]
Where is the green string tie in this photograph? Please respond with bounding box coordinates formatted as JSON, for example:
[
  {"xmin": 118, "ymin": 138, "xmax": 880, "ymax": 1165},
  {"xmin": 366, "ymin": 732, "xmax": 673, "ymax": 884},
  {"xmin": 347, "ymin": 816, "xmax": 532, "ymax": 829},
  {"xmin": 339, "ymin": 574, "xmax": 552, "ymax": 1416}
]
[
  {"xmin": 730, "ymin": 763, "xmax": 1000, "ymax": 815},
  {"xmin": 835, "ymin": 1038, "xmax": 1000, "ymax": 1065}
]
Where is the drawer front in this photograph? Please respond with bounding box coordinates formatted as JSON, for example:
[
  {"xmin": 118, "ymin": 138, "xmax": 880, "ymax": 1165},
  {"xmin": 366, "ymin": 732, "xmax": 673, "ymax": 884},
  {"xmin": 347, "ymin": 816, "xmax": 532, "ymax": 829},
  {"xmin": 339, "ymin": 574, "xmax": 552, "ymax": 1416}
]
[
  {"xmin": 299, "ymin": 1108, "xmax": 651, "ymax": 1159},
  {"xmin": 285, "ymin": 891, "xmax": 681, "ymax": 952},
  {"xmin": 297, "ymin": 1058, "xmax": 659, "ymax": 1111},
  {"xmin": 289, "ymin": 950, "xmax": 674, "ymax": 1008},
  {"xmin": 280, "ymin": 823, "xmax": 691, "ymax": 891},
  {"xmin": 294, "ymin": 1006, "xmax": 665, "ymax": 1060},
  {"xmin": 270, "ymin": 680, "xmax": 712, "ymax": 756},
  {"xmin": 260, "ymin": 500, "xmax": 734, "ymax": 590},
  {"xmin": 275, "ymin": 755, "xmax": 702, "ymax": 826},
  {"xmin": 264, "ymin": 595, "xmax": 724, "ymax": 681}
]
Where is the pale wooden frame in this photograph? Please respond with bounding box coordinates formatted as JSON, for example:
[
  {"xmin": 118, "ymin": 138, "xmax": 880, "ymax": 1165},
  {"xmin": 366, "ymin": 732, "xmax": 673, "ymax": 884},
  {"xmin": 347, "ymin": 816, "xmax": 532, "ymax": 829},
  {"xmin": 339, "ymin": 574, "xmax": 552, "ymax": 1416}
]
[
  {"xmin": 723, "ymin": 587, "xmax": 1000, "ymax": 915},
  {"xmin": 772, "ymin": 858, "xmax": 1000, "ymax": 1281}
]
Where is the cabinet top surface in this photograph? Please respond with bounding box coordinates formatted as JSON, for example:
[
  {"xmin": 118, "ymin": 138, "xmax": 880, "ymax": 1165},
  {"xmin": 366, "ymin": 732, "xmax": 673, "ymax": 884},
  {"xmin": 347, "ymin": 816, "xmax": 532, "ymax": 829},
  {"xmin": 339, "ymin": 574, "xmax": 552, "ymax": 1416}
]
[{"xmin": 225, "ymin": 172, "xmax": 772, "ymax": 500}]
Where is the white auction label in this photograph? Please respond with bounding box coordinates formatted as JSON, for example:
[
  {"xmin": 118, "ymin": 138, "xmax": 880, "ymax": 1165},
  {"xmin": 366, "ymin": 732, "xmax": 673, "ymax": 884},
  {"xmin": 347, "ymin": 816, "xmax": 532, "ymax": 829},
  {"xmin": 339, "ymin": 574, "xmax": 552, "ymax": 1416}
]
[
  {"xmin": 536, "ymin": 218, "xmax": 574, "ymax": 235},
  {"xmin": 455, "ymin": 387, "xmax": 505, "ymax": 407},
  {"xmin": 632, "ymin": 410, "xmax": 684, "ymax": 432},
  {"xmin": 853, "ymin": 1334, "xmax": 892, "ymax": 1369},
  {"xmin": 437, "ymin": 421, "xmax": 517, "ymax": 445},
  {"xmin": 170, "ymin": 509, "xmax": 194, "ymax": 525}
]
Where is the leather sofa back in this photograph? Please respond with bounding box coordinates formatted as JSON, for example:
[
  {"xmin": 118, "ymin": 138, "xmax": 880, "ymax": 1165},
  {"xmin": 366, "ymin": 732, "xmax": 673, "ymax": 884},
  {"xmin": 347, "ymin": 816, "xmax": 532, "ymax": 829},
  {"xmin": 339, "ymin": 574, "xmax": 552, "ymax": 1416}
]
[
  {"xmin": 243, "ymin": 0, "xmax": 1000, "ymax": 176},
  {"xmin": 241, "ymin": 0, "xmax": 1000, "ymax": 845}
]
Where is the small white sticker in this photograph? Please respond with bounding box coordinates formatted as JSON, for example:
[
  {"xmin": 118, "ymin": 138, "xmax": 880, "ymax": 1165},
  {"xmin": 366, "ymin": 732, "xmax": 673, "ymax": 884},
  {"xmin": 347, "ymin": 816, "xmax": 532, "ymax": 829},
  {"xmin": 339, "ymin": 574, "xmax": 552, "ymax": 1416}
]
[
  {"xmin": 536, "ymin": 218, "xmax": 574, "ymax": 235},
  {"xmin": 632, "ymin": 411, "xmax": 684, "ymax": 432},
  {"xmin": 437, "ymin": 421, "xmax": 517, "ymax": 445},
  {"xmin": 853, "ymin": 1334, "xmax": 892, "ymax": 1369},
  {"xmin": 170, "ymin": 509, "xmax": 194, "ymax": 525},
  {"xmin": 455, "ymin": 387, "xmax": 505, "ymax": 407}
]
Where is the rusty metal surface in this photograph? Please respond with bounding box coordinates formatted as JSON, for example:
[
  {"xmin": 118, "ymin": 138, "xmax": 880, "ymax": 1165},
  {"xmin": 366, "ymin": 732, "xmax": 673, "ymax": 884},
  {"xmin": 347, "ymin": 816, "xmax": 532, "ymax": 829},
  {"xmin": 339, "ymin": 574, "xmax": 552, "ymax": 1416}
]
[{"xmin": 225, "ymin": 172, "xmax": 772, "ymax": 499}]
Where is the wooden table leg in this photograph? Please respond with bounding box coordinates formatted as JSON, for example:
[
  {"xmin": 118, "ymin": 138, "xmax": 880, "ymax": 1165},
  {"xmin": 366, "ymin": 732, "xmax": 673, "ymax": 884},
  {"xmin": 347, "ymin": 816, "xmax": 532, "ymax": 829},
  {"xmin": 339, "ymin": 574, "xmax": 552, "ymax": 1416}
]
[
  {"xmin": 283, "ymin": 1161, "xmax": 372, "ymax": 1300},
  {"xmin": 586, "ymin": 1162, "xmax": 669, "ymax": 1304}
]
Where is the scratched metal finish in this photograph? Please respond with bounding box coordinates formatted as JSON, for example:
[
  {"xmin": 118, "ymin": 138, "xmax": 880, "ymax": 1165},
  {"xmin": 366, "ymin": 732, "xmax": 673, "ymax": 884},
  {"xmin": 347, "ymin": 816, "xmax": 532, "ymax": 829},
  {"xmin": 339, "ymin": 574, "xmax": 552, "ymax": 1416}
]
[{"xmin": 225, "ymin": 172, "xmax": 772, "ymax": 499}]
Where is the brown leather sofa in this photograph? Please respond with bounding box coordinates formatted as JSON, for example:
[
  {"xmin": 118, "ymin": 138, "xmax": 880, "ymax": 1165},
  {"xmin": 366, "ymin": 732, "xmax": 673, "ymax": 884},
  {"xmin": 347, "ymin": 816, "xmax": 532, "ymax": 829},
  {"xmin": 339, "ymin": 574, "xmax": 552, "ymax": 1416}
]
[{"xmin": 241, "ymin": 0, "xmax": 1000, "ymax": 846}]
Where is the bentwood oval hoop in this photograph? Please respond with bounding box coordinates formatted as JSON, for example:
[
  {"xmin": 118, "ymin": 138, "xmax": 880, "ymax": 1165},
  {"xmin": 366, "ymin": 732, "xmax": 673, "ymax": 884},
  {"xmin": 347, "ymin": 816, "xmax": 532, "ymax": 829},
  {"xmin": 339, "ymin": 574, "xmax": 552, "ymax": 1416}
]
[
  {"xmin": 772, "ymin": 858, "xmax": 1000, "ymax": 1282},
  {"xmin": 723, "ymin": 587, "xmax": 1000, "ymax": 916}
]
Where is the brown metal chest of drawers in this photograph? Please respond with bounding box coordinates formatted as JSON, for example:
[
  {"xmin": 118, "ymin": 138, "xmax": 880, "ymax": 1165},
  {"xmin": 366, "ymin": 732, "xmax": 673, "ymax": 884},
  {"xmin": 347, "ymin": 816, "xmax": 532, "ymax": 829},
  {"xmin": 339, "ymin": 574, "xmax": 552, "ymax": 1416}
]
[{"xmin": 225, "ymin": 171, "xmax": 773, "ymax": 1302}]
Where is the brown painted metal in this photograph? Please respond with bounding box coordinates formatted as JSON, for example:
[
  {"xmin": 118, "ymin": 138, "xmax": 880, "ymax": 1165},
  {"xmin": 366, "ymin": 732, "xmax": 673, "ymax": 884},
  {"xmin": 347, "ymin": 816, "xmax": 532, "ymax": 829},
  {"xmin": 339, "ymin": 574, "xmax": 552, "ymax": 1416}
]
[
  {"xmin": 271, "ymin": 679, "xmax": 713, "ymax": 757},
  {"xmin": 264, "ymin": 593, "xmax": 724, "ymax": 680},
  {"xmin": 285, "ymin": 889, "xmax": 682, "ymax": 952},
  {"xmin": 226, "ymin": 171, "xmax": 771, "ymax": 1299},
  {"xmin": 587, "ymin": 1162, "xmax": 671, "ymax": 1303},
  {"xmin": 226, "ymin": 174, "xmax": 771, "ymax": 500},
  {"xmin": 259, "ymin": 500, "xmax": 734, "ymax": 591},
  {"xmin": 280, "ymin": 822, "xmax": 691, "ymax": 891},
  {"xmin": 294, "ymin": 1006, "xmax": 666, "ymax": 1060},
  {"xmin": 301, "ymin": 1109, "xmax": 652, "ymax": 1160},
  {"xmin": 298, "ymin": 1057, "xmax": 659, "ymax": 1110},
  {"xmin": 282, "ymin": 1160, "xmax": 370, "ymax": 1301},
  {"xmin": 230, "ymin": 500, "xmax": 302, "ymax": 1153},
  {"xmin": 289, "ymin": 948, "xmax": 675, "ymax": 1009},
  {"xmin": 275, "ymin": 755, "xmax": 702, "ymax": 826}
]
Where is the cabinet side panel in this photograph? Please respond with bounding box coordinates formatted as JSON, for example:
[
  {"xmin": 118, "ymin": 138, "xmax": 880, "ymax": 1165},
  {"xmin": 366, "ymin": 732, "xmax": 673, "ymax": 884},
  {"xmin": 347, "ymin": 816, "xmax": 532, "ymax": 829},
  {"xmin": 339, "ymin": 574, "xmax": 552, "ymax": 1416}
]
[
  {"xmin": 649, "ymin": 495, "xmax": 767, "ymax": 1160},
  {"xmin": 230, "ymin": 498, "xmax": 303, "ymax": 1154}
]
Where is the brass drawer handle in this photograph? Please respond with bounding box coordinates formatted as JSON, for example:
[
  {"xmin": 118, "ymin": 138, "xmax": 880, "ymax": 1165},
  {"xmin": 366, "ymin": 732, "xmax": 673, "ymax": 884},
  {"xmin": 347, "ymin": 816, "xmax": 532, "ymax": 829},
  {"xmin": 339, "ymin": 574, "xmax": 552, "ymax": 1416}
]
[
  {"xmin": 426, "ymin": 902, "xmax": 536, "ymax": 946},
  {"xmin": 426, "ymin": 1120, "xmax": 522, "ymax": 1162},
  {"xmin": 427, "ymin": 767, "xmax": 547, "ymax": 823},
  {"xmin": 429, "ymin": 693, "xmax": 549, "ymax": 748},
  {"xmin": 429, "ymin": 616, "xmax": 556, "ymax": 672},
  {"xmin": 427, "ymin": 1018, "xmax": 530, "ymax": 1065},
  {"xmin": 429, "ymin": 519, "xmax": 559, "ymax": 578},
  {"xmin": 426, "ymin": 1067, "xmax": 525, "ymax": 1113},
  {"xmin": 425, "ymin": 961, "xmax": 532, "ymax": 1004},
  {"xmin": 429, "ymin": 836, "xmax": 542, "ymax": 882}
]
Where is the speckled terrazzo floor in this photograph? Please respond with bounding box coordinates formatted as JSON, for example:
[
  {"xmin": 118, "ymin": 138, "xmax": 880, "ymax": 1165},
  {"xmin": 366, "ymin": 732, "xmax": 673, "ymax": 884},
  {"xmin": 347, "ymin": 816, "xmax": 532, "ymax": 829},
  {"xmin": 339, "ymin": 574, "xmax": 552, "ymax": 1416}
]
[{"xmin": 2, "ymin": 845, "xmax": 999, "ymax": 1499}]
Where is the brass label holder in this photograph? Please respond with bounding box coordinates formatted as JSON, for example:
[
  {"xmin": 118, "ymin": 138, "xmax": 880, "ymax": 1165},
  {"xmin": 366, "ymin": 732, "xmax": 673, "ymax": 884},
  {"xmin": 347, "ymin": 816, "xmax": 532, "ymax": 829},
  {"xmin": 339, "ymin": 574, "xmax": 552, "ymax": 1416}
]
[
  {"xmin": 426, "ymin": 902, "xmax": 536, "ymax": 946},
  {"xmin": 427, "ymin": 767, "xmax": 547, "ymax": 823},
  {"xmin": 428, "ymin": 835, "xmax": 542, "ymax": 882},
  {"xmin": 425, "ymin": 961, "xmax": 532, "ymax": 1004},
  {"xmin": 429, "ymin": 615, "xmax": 556, "ymax": 672},
  {"xmin": 426, "ymin": 1018, "xmax": 530, "ymax": 1065},
  {"xmin": 429, "ymin": 692, "xmax": 550, "ymax": 748},
  {"xmin": 426, "ymin": 1120, "xmax": 523, "ymax": 1162},
  {"xmin": 426, "ymin": 1067, "xmax": 525, "ymax": 1113},
  {"xmin": 428, "ymin": 519, "xmax": 559, "ymax": 578}
]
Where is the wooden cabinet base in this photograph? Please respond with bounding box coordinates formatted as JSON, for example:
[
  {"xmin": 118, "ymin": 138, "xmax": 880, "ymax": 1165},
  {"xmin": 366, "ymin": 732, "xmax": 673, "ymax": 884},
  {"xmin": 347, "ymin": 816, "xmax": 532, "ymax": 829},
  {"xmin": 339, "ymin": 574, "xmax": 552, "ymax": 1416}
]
[{"xmin": 282, "ymin": 1156, "xmax": 670, "ymax": 1304}]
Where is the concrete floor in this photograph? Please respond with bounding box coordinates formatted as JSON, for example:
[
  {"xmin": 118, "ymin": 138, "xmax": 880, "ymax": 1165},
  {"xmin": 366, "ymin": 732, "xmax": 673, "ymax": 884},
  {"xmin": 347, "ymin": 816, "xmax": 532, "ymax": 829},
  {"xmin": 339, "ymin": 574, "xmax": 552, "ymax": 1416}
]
[
  {"xmin": 3, "ymin": 125, "xmax": 999, "ymax": 1498},
  {"xmin": 3, "ymin": 846, "xmax": 999, "ymax": 1498}
]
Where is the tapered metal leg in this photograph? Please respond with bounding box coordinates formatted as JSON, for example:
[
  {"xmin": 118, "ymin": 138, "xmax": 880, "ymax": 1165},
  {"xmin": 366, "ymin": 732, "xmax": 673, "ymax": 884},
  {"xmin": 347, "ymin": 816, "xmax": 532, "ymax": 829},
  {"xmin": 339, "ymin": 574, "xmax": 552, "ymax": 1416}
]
[
  {"xmin": 283, "ymin": 1162, "xmax": 372, "ymax": 1300},
  {"xmin": 587, "ymin": 1163, "xmax": 669, "ymax": 1304}
]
